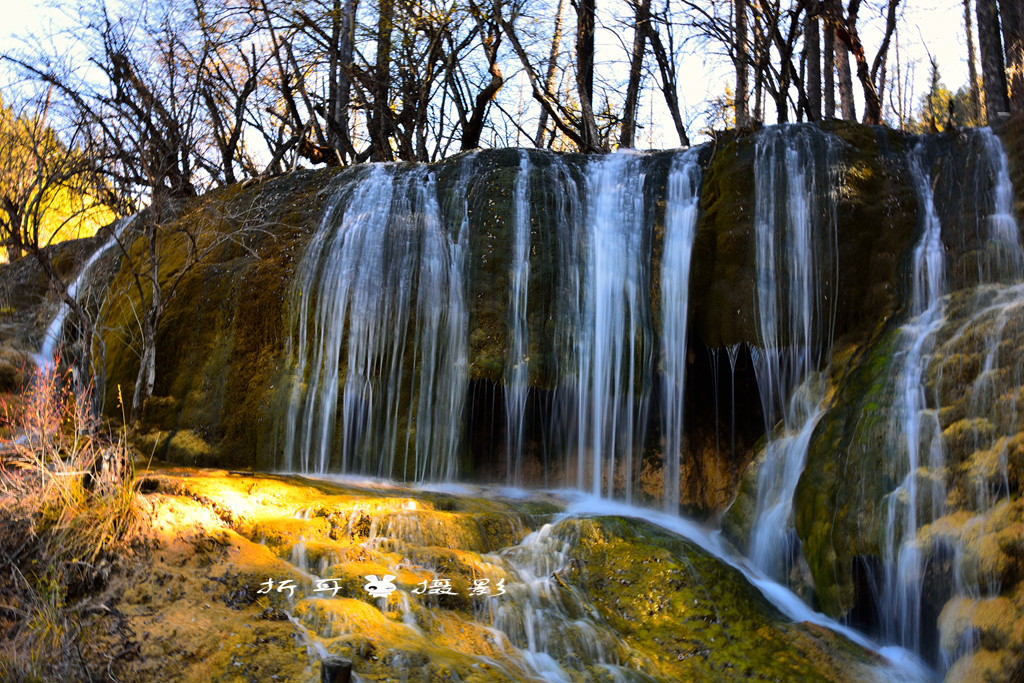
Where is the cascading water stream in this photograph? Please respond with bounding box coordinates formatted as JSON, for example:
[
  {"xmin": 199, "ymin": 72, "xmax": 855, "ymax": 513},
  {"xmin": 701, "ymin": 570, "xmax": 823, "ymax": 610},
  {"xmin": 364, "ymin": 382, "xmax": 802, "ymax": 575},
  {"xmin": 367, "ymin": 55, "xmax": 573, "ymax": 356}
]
[
  {"xmin": 279, "ymin": 161, "xmax": 471, "ymax": 480},
  {"xmin": 880, "ymin": 141, "xmax": 948, "ymax": 654},
  {"xmin": 747, "ymin": 126, "xmax": 839, "ymax": 580},
  {"xmin": 35, "ymin": 215, "xmax": 134, "ymax": 370},
  {"xmin": 877, "ymin": 130, "xmax": 1024, "ymax": 661},
  {"xmin": 563, "ymin": 151, "xmax": 655, "ymax": 499},
  {"xmin": 659, "ymin": 149, "xmax": 702, "ymax": 511},
  {"xmin": 505, "ymin": 152, "xmax": 532, "ymax": 485},
  {"xmin": 976, "ymin": 127, "xmax": 1024, "ymax": 281},
  {"xmin": 281, "ymin": 476, "xmax": 929, "ymax": 683},
  {"xmin": 561, "ymin": 493, "xmax": 931, "ymax": 682}
]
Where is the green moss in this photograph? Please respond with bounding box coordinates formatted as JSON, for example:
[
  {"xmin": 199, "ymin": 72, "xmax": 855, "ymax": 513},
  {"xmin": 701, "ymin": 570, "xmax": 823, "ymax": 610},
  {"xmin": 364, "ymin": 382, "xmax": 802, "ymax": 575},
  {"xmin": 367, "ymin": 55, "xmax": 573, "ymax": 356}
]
[
  {"xmin": 559, "ymin": 516, "xmax": 875, "ymax": 681},
  {"xmin": 793, "ymin": 328, "xmax": 904, "ymax": 616},
  {"xmin": 101, "ymin": 171, "xmax": 334, "ymax": 468}
]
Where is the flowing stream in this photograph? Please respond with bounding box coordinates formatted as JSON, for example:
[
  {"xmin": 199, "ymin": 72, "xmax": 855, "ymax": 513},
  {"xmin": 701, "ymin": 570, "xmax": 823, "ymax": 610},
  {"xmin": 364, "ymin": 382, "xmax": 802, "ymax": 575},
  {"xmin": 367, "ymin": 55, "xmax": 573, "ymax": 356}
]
[
  {"xmin": 35, "ymin": 216, "xmax": 133, "ymax": 370},
  {"xmin": 746, "ymin": 126, "xmax": 839, "ymax": 580},
  {"xmin": 33, "ymin": 127, "xmax": 1024, "ymax": 676}
]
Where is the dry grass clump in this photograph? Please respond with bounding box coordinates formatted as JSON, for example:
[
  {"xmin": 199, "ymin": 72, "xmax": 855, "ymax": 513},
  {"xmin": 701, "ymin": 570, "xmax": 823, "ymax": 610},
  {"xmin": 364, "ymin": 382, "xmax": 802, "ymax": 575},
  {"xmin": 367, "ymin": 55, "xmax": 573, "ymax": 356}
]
[{"xmin": 0, "ymin": 362, "xmax": 139, "ymax": 681}]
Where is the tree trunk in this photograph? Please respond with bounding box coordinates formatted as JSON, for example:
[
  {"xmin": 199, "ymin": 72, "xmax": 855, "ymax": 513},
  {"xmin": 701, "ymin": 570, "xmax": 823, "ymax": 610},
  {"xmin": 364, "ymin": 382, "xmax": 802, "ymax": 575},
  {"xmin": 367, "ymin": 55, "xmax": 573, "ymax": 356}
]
[
  {"xmin": 131, "ymin": 313, "xmax": 158, "ymax": 424},
  {"xmin": 735, "ymin": 0, "xmax": 750, "ymax": 127},
  {"xmin": 977, "ymin": 0, "xmax": 1010, "ymax": 119},
  {"xmin": 840, "ymin": 0, "xmax": 881, "ymax": 123},
  {"xmin": 328, "ymin": 0, "xmax": 341, "ymax": 156},
  {"xmin": 965, "ymin": 0, "xmax": 983, "ymax": 121},
  {"xmin": 833, "ymin": 1, "xmax": 856, "ymax": 120},
  {"xmin": 370, "ymin": 0, "xmax": 395, "ymax": 161},
  {"xmin": 752, "ymin": 13, "xmax": 765, "ymax": 120},
  {"xmin": 806, "ymin": 5, "xmax": 821, "ymax": 121},
  {"xmin": 329, "ymin": 0, "xmax": 358, "ymax": 161},
  {"xmin": 999, "ymin": 0, "xmax": 1024, "ymax": 113},
  {"xmin": 131, "ymin": 222, "xmax": 163, "ymax": 424},
  {"xmin": 641, "ymin": 18, "xmax": 690, "ymax": 145},
  {"xmin": 462, "ymin": 3, "xmax": 504, "ymax": 151},
  {"xmin": 575, "ymin": 0, "xmax": 601, "ymax": 151},
  {"xmin": 536, "ymin": 0, "xmax": 567, "ymax": 146},
  {"xmin": 619, "ymin": 0, "xmax": 650, "ymax": 148},
  {"xmin": 823, "ymin": 0, "xmax": 835, "ymax": 116}
]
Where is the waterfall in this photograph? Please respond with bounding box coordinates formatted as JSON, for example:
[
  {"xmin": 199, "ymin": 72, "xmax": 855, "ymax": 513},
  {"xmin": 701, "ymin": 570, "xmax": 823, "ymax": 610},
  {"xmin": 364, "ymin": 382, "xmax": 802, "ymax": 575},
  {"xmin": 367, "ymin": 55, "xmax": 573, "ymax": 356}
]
[
  {"xmin": 35, "ymin": 216, "xmax": 133, "ymax": 370},
  {"xmin": 279, "ymin": 162, "xmax": 470, "ymax": 480},
  {"xmin": 747, "ymin": 126, "xmax": 839, "ymax": 579},
  {"xmin": 565, "ymin": 151, "xmax": 655, "ymax": 499},
  {"xmin": 505, "ymin": 152, "xmax": 532, "ymax": 485},
  {"xmin": 976, "ymin": 128, "xmax": 1024, "ymax": 281},
  {"xmin": 879, "ymin": 141, "xmax": 948, "ymax": 653},
  {"xmin": 659, "ymin": 149, "xmax": 703, "ymax": 511},
  {"xmin": 877, "ymin": 130, "xmax": 1024, "ymax": 660}
]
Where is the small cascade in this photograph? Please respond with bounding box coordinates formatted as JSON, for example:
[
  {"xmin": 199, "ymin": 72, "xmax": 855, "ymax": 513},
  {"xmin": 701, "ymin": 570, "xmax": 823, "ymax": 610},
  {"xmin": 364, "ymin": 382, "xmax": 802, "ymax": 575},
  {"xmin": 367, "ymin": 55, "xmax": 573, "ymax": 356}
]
[
  {"xmin": 561, "ymin": 493, "xmax": 931, "ymax": 683},
  {"xmin": 975, "ymin": 128, "xmax": 1024, "ymax": 281},
  {"xmin": 489, "ymin": 522, "xmax": 641, "ymax": 681},
  {"xmin": 279, "ymin": 161, "xmax": 471, "ymax": 480},
  {"xmin": 659, "ymin": 149, "xmax": 702, "ymax": 511},
  {"xmin": 877, "ymin": 130, "xmax": 1024, "ymax": 662},
  {"xmin": 275, "ymin": 478, "xmax": 929, "ymax": 682},
  {"xmin": 879, "ymin": 141, "xmax": 948, "ymax": 653},
  {"xmin": 747, "ymin": 126, "xmax": 839, "ymax": 579},
  {"xmin": 504, "ymin": 152, "xmax": 532, "ymax": 485},
  {"xmin": 559, "ymin": 151, "xmax": 656, "ymax": 499},
  {"xmin": 35, "ymin": 216, "xmax": 133, "ymax": 370}
]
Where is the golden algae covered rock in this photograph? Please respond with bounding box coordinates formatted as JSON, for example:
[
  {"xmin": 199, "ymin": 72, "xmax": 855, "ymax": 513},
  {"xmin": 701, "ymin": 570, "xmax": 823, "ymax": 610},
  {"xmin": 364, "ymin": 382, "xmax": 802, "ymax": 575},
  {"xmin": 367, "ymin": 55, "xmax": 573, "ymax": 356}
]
[{"xmin": 85, "ymin": 467, "xmax": 889, "ymax": 682}]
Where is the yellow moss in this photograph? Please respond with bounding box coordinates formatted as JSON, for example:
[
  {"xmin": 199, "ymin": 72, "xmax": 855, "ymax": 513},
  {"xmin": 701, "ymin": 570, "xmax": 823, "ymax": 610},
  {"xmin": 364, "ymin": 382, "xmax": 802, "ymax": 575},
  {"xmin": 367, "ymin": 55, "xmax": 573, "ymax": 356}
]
[{"xmin": 945, "ymin": 648, "xmax": 1015, "ymax": 683}]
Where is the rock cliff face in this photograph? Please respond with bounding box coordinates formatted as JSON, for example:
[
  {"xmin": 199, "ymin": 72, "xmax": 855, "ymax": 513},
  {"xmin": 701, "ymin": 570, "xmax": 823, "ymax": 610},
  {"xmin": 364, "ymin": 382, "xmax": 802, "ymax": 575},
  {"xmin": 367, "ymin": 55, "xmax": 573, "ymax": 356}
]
[
  {"xmin": 11, "ymin": 116, "xmax": 1024, "ymax": 678},
  {"xmin": 97, "ymin": 122, "xmax": 933, "ymax": 506}
]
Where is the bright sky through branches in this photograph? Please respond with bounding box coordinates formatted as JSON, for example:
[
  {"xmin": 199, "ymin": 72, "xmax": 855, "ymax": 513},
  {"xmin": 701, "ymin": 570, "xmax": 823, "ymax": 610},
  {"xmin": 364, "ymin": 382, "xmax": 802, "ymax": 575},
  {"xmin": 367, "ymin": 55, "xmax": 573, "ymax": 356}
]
[{"xmin": 0, "ymin": 0, "xmax": 979, "ymax": 148}]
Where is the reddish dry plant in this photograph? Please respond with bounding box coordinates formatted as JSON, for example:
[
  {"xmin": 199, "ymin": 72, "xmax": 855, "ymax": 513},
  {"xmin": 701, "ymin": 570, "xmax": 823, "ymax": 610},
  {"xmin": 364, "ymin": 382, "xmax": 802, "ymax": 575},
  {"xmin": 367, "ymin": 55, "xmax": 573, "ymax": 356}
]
[{"xmin": 0, "ymin": 357, "xmax": 138, "ymax": 681}]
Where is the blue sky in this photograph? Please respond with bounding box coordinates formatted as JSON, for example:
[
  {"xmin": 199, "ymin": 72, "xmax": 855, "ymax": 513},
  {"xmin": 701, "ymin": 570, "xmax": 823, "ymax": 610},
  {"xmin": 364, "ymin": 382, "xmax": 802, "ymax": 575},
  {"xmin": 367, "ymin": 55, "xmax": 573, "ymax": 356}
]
[{"xmin": 0, "ymin": 0, "xmax": 977, "ymax": 146}]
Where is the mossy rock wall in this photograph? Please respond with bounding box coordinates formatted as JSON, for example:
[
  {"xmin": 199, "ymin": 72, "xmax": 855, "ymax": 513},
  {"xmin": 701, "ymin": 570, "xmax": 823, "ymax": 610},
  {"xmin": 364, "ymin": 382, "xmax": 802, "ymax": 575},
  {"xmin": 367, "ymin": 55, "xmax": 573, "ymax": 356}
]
[
  {"xmin": 101, "ymin": 171, "xmax": 336, "ymax": 467},
  {"xmin": 85, "ymin": 123, "xmax": 1022, "ymax": 506},
  {"xmin": 780, "ymin": 119, "xmax": 1024, "ymax": 679}
]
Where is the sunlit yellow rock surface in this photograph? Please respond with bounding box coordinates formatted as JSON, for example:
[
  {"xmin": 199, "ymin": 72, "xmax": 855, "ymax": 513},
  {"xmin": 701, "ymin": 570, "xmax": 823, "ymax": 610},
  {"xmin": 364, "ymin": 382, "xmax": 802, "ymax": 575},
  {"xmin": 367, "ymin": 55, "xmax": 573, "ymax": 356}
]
[{"xmin": 57, "ymin": 466, "xmax": 888, "ymax": 681}]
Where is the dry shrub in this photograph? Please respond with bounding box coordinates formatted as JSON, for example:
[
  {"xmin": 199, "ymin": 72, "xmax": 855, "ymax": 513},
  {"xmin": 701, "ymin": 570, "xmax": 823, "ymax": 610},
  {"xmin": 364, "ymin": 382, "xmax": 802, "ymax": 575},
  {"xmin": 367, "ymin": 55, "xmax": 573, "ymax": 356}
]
[{"xmin": 0, "ymin": 360, "xmax": 138, "ymax": 681}]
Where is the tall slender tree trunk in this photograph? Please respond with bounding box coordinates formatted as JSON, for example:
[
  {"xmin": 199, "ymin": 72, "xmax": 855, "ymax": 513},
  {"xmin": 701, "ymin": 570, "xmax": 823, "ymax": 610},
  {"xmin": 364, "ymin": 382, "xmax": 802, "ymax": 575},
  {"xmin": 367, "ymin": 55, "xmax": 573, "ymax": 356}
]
[
  {"xmin": 576, "ymin": 0, "xmax": 601, "ymax": 151},
  {"xmin": 131, "ymin": 309, "xmax": 159, "ymax": 424},
  {"xmin": 977, "ymin": 0, "xmax": 1010, "ymax": 119},
  {"xmin": 823, "ymin": 0, "xmax": 835, "ymax": 116},
  {"xmin": 536, "ymin": 0, "xmax": 567, "ymax": 146},
  {"xmin": 735, "ymin": 0, "xmax": 750, "ymax": 127},
  {"xmin": 338, "ymin": 0, "xmax": 358, "ymax": 160},
  {"xmin": 806, "ymin": 5, "xmax": 821, "ymax": 121},
  {"xmin": 999, "ymin": 0, "xmax": 1024, "ymax": 113},
  {"xmin": 620, "ymin": 0, "xmax": 650, "ymax": 148},
  {"xmin": 842, "ymin": 0, "xmax": 882, "ymax": 124},
  {"xmin": 833, "ymin": 0, "xmax": 856, "ymax": 120},
  {"xmin": 328, "ymin": 0, "xmax": 341, "ymax": 157},
  {"xmin": 965, "ymin": 0, "xmax": 983, "ymax": 121},
  {"xmin": 836, "ymin": 47, "xmax": 855, "ymax": 119},
  {"xmin": 641, "ymin": 16, "xmax": 690, "ymax": 145},
  {"xmin": 131, "ymin": 227, "xmax": 163, "ymax": 424},
  {"xmin": 370, "ymin": 0, "xmax": 395, "ymax": 161}
]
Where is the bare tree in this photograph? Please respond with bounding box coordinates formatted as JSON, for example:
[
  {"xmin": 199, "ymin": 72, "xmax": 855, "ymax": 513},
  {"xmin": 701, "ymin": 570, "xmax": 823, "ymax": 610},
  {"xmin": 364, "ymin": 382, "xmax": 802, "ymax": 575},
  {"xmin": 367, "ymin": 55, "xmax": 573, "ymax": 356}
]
[
  {"xmin": 0, "ymin": 89, "xmax": 117, "ymax": 393},
  {"xmin": 805, "ymin": 0, "xmax": 821, "ymax": 120},
  {"xmin": 575, "ymin": 0, "xmax": 603, "ymax": 151},
  {"xmin": 999, "ymin": 0, "xmax": 1023, "ymax": 113},
  {"xmin": 735, "ymin": 0, "xmax": 751, "ymax": 126},
  {"xmin": 977, "ymin": 0, "xmax": 1010, "ymax": 119},
  {"xmin": 620, "ymin": 0, "xmax": 652, "ymax": 147},
  {"xmin": 535, "ymin": 0, "xmax": 569, "ymax": 146},
  {"xmin": 965, "ymin": 0, "xmax": 983, "ymax": 122}
]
